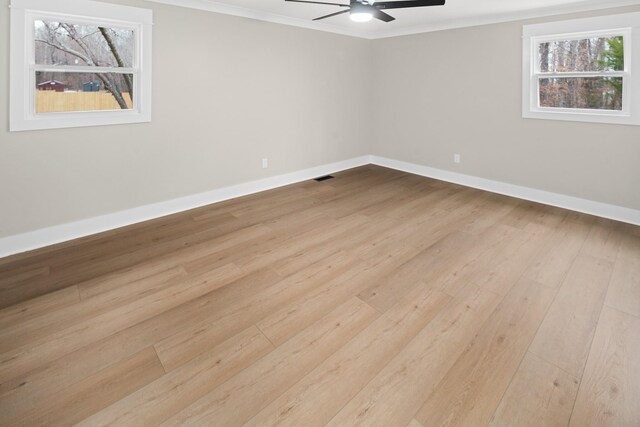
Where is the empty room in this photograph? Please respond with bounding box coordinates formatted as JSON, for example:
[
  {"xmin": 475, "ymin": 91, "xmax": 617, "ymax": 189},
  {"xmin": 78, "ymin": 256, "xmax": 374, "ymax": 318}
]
[{"xmin": 1, "ymin": 0, "xmax": 640, "ymax": 425}]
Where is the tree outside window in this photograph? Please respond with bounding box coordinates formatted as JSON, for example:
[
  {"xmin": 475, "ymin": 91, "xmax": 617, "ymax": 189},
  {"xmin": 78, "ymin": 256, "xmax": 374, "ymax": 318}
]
[{"xmin": 35, "ymin": 21, "xmax": 135, "ymax": 112}]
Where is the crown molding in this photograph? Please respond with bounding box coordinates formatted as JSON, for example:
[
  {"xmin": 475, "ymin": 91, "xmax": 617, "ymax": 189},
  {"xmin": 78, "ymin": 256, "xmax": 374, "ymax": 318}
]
[
  {"xmin": 143, "ymin": 0, "xmax": 372, "ymax": 38},
  {"xmin": 143, "ymin": 0, "xmax": 640, "ymax": 39},
  {"xmin": 373, "ymin": 0, "xmax": 640, "ymax": 39}
]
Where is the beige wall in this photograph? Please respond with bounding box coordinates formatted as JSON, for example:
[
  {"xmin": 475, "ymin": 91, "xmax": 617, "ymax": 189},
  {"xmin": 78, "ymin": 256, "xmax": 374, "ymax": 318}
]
[
  {"xmin": 371, "ymin": 6, "xmax": 640, "ymax": 211},
  {"xmin": 0, "ymin": 0, "xmax": 372, "ymax": 238},
  {"xmin": 2, "ymin": 2, "xmax": 639, "ymax": 240}
]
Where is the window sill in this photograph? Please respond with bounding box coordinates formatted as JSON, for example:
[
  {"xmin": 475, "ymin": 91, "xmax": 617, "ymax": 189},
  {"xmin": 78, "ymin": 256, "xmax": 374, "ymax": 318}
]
[
  {"xmin": 10, "ymin": 110, "xmax": 152, "ymax": 132},
  {"xmin": 523, "ymin": 109, "xmax": 639, "ymax": 126}
]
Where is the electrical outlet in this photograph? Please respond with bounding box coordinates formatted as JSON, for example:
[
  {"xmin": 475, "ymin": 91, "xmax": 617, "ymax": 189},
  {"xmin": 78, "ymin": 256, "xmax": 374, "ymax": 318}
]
[
  {"xmin": 262, "ymin": 158, "xmax": 268, "ymax": 169},
  {"xmin": 454, "ymin": 154, "xmax": 461, "ymax": 164}
]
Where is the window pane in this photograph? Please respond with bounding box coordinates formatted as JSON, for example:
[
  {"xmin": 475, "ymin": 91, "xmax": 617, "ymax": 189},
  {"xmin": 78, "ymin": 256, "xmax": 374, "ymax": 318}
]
[
  {"xmin": 35, "ymin": 20, "xmax": 134, "ymax": 67},
  {"xmin": 537, "ymin": 36, "xmax": 624, "ymax": 72},
  {"xmin": 539, "ymin": 77, "xmax": 623, "ymax": 110},
  {"xmin": 35, "ymin": 71, "xmax": 133, "ymax": 113}
]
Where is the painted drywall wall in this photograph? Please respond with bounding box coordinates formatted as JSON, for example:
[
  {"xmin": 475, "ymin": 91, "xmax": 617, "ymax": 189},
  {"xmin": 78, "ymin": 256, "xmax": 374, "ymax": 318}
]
[
  {"xmin": 0, "ymin": 0, "xmax": 372, "ymax": 238},
  {"xmin": 2, "ymin": 1, "xmax": 640, "ymax": 242},
  {"xmin": 370, "ymin": 6, "xmax": 640, "ymax": 211}
]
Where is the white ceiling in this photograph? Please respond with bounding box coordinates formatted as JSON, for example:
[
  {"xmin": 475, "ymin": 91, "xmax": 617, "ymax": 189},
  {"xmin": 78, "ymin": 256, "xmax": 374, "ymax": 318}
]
[{"xmin": 148, "ymin": 0, "xmax": 640, "ymax": 38}]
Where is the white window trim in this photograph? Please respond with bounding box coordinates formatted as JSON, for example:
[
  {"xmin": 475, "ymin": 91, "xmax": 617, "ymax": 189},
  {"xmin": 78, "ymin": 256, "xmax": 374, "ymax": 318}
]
[
  {"xmin": 9, "ymin": 0, "xmax": 153, "ymax": 132},
  {"xmin": 522, "ymin": 12, "xmax": 640, "ymax": 126}
]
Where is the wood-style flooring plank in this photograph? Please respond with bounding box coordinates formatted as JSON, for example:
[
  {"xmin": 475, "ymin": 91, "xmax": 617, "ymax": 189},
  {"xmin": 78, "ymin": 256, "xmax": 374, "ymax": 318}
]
[
  {"xmin": 522, "ymin": 217, "xmax": 592, "ymax": 289},
  {"xmin": 0, "ymin": 266, "xmax": 188, "ymax": 350},
  {"xmin": 604, "ymin": 233, "xmax": 640, "ymax": 317},
  {"xmin": 0, "ymin": 266, "xmax": 49, "ymax": 291},
  {"xmin": 357, "ymin": 231, "xmax": 476, "ymax": 312},
  {"xmin": 155, "ymin": 252, "xmax": 362, "ymax": 371},
  {"xmin": 569, "ymin": 306, "xmax": 640, "ymax": 426},
  {"xmin": 72, "ymin": 223, "xmax": 271, "ymax": 300},
  {"xmin": 580, "ymin": 218, "xmax": 624, "ymax": 263},
  {"xmin": 77, "ymin": 326, "xmax": 273, "ymax": 426},
  {"xmin": 2, "ymin": 346, "xmax": 165, "ymax": 427},
  {"xmin": 0, "ymin": 263, "xmax": 243, "ymax": 381},
  {"xmin": 256, "ymin": 258, "xmax": 390, "ymax": 347},
  {"xmin": 435, "ymin": 222, "xmax": 551, "ymax": 297},
  {"xmin": 160, "ymin": 297, "xmax": 378, "ymax": 426},
  {"xmin": 268, "ymin": 215, "xmax": 402, "ymax": 278},
  {"xmin": 0, "ymin": 285, "xmax": 79, "ymax": 328},
  {"xmin": 501, "ymin": 200, "xmax": 562, "ymax": 229},
  {"xmin": 0, "ymin": 267, "xmax": 282, "ymax": 417},
  {"xmin": 418, "ymin": 223, "xmax": 521, "ymax": 295},
  {"xmin": 245, "ymin": 283, "xmax": 451, "ymax": 427},
  {"xmin": 489, "ymin": 351, "xmax": 580, "ymax": 427},
  {"xmin": 0, "ymin": 219, "xmax": 272, "ymax": 308},
  {"xmin": 414, "ymin": 277, "xmax": 556, "ymax": 427},
  {"xmin": 326, "ymin": 283, "xmax": 501, "ymax": 427},
  {"xmin": 528, "ymin": 254, "xmax": 614, "ymax": 378}
]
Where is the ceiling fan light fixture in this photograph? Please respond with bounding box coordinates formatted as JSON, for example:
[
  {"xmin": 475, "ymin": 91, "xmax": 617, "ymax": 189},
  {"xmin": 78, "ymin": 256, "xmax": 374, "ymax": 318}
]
[{"xmin": 350, "ymin": 11, "xmax": 372, "ymax": 22}]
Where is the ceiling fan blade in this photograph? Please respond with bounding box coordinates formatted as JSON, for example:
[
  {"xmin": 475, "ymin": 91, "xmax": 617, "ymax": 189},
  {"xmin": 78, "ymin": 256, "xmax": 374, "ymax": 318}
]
[
  {"xmin": 375, "ymin": 0, "xmax": 445, "ymax": 9},
  {"xmin": 372, "ymin": 8, "xmax": 395, "ymax": 22},
  {"xmin": 285, "ymin": 0, "xmax": 349, "ymax": 7},
  {"xmin": 313, "ymin": 9, "xmax": 350, "ymax": 20}
]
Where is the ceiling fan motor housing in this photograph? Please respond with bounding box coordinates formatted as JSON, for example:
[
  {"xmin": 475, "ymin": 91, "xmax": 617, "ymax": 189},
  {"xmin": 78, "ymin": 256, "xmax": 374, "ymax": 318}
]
[{"xmin": 351, "ymin": 2, "xmax": 372, "ymax": 13}]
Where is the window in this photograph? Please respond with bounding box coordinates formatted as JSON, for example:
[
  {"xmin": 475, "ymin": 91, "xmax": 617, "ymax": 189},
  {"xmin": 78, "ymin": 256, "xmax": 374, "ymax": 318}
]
[
  {"xmin": 10, "ymin": 0, "xmax": 152, "ymax": 131},
  {"xmin": 523, "ymin": 13, "xmax": 640, "ymax": 125}
]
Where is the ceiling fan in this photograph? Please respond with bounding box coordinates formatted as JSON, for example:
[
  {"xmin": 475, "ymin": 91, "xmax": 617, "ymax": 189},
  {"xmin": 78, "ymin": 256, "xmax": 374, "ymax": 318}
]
[{"xmin": 285, "ymin": 0, "xmax": 445, "ymax": 23}]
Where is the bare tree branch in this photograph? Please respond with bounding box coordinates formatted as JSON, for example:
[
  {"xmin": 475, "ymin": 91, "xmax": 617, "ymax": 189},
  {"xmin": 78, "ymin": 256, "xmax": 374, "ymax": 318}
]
[
  {"xmin": 94, "ymin": 73, "xmax": 129, "ymax": 109},
  {"xmin": 35, "ymin": 39, "xmax": 92, "ymax": 65},
  {"xmin": 99, "ymin": 27, "xmax": 133, "ymax": 98},
  {"xmin": 60, "ymin": 24, "xmax": 100, "ymax": 64}
]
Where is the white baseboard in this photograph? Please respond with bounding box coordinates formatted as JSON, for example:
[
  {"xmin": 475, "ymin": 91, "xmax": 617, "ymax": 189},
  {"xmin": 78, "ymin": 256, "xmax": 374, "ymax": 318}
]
[
  {"xmin": 0, "ymin": 156, "xmax": 370, "ymax": 258},
  {"xmin": 2, "ymin": 153, "xmax": 638, "ymax": 259},
  {"xmin": 370, "ymin": 155, "xmax": 640, "ymax": 227}
]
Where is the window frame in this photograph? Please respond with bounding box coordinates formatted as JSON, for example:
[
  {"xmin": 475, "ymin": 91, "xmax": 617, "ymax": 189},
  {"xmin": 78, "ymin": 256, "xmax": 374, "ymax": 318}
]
[
  {"xmin": 10, "ymin": 0, "xmax": 153, "ymax": 132},
  {"xmin": 522, "ymin": 12, "xmax": 640, "ymax": 126}
]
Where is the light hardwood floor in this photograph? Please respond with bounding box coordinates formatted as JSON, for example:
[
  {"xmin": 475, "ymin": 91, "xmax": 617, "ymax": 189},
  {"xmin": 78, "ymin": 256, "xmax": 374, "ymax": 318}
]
[{"xmin": 0, "ymin": 165, "xmax": 638, "ymax": 426}]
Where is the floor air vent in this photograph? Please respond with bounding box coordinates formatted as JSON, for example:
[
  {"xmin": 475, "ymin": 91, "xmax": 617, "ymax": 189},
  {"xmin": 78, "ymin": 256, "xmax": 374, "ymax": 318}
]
[{"xmin": 314, "ymin": 175, "xmax": 335, "ymax": 182}]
